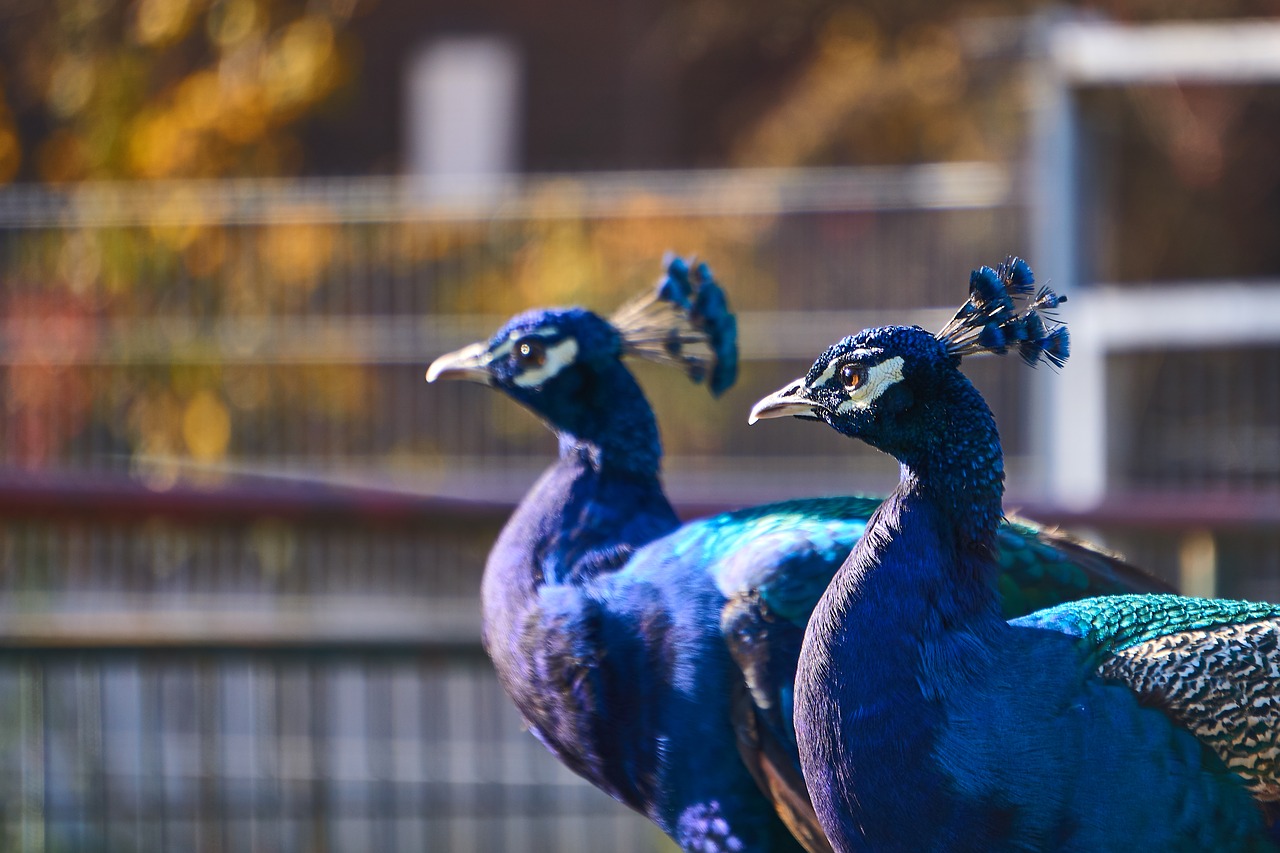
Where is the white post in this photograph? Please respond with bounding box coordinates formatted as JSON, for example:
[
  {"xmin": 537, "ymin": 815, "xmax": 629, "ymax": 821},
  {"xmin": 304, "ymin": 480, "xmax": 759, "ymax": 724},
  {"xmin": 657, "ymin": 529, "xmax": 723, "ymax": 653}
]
[
  {"xmin": 405, "ymin": 37, "xmax": 522, "ymax": 198},
  {"xmin": 1028, "ymin": 15, "xmax": 1109, "ymax": 509}
]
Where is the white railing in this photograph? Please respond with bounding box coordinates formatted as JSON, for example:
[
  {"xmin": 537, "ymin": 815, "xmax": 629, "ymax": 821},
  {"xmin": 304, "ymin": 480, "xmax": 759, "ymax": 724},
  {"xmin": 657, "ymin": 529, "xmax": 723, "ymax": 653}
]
[
  {"xmin": 1030, "ymin": 15, "xmax": 1280, "ymax": 510},
  {"xmin": 0, "ymin": 162, "xmax": 1012, "ymax": 227}
]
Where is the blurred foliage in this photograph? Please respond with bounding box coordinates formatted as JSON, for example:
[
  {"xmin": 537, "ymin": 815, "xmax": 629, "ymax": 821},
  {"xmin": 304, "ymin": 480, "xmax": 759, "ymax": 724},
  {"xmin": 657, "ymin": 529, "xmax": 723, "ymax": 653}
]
[
  {"xmin": 5, "ymin": 0, "xmax": 1279, "ymax": 180},
  {"xmin": 651, "ymin": 0, "xmax": 1280, "ymax": 282},
  {"xmin": 1090, "ymin": 84, "xmax": 1280, "ymax": 282},
  {"xmin": 0, "ymin": 0, "xmax": 382, "ymax": 478},
  {"xmin": 0, "ymin": 0, "xmax": 367, "ymax": 182},
  {"xmin": 728, "ymin": 8, "xmax": 1011, "ymax": 166},
  {"xmin": 0, "ymin": 0, "xmax": 1278, "ymax": 485},
  {"xmin": 630, "ymin": 0, "xmax": 1280, "ymax": 169}
]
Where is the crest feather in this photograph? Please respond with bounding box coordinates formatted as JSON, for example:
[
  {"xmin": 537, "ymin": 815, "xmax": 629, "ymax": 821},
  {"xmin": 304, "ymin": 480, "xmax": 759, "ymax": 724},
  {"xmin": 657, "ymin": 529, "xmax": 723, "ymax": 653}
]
[
  {"xmin": 609, "ymin": 254, "xmax": 739, "ymax": 396},
  {"xmin": 935, "ymin": 256, "xmax": 1070, "ymax": 369}
]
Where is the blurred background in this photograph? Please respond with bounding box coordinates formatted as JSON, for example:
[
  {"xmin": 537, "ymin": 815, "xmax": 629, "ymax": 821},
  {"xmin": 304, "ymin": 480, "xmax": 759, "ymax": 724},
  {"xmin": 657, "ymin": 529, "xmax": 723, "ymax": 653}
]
[{"xmin": 0, "ymin": 0, "xmax": 1278, "ymax": 850}]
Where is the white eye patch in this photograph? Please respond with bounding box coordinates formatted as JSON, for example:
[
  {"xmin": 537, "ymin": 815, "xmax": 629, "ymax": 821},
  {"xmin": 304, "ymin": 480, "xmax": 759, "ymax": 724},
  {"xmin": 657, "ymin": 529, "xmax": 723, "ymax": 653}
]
[
  {"xmin": 512, "ymin": 337, "xmax": 580, "ymax": 387},
  {"xmin": 813, "ymin": 349, "xmax": 876, "ymax": 389},
  {"xmin": 491, "ymin": 325, "xmax": 557, "ymax": 361},
  {"xmin": 490, "ymin": 338, "xmax": 515, "ymax": 360},
  {"xmin": 835, "ymin": 355, "xmax": 905, "ymax": 414}
]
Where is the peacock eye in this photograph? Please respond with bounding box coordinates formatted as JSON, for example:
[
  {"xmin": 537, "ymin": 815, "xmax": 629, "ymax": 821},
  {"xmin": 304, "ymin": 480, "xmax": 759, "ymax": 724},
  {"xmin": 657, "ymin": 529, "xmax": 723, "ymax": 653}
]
[
  {"xmin": 839, "ymin": 363, "xmax": 866, "ymax": 390},
  {"xmin": 515, "ymin": 338, "xmax": 547, "ymax": 368}
]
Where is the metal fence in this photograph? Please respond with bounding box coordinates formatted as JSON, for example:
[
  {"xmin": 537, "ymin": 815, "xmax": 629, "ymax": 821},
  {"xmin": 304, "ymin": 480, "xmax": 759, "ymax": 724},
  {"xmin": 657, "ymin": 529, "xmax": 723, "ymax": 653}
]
[
  {"xmin": 0, "ymin": 168, "xmax": 1275, "ymax": 851},
  {"xmin": 0, "ymin": 166, "xmax": 1029, "ymax": 498},
  {"xmin": 0, "ymin": 480, "xmax": 670, "ymax": 853},
  {"xmin": 0, "ymin": 648, "xmax": 673, "ymax": 853}
]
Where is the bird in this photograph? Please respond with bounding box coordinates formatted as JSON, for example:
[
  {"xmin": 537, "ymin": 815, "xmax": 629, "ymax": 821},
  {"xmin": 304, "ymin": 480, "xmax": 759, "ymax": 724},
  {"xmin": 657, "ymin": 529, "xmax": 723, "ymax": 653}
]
[
  {"xmin": 427, "ymin": 255, "xmax": 1175, "ymax": 852},
  {"xmin": 750, "ymin": 257, "xmax": 1280, "ymax": 852}
]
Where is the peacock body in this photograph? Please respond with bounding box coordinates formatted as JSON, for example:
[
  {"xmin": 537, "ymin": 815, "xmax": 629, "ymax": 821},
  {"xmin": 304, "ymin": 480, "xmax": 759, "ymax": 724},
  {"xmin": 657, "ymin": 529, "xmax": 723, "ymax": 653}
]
[{"xmin": 751, "ymin": 258, "xmax": 1280, "ymax": 852}]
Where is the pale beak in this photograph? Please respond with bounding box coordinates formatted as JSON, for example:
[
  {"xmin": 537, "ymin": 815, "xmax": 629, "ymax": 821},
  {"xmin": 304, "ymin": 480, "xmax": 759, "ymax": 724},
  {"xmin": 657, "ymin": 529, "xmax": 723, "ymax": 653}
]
[
  {"xmin": 748, "ymin": 378, "xmax": 816, "ymax": 424},
  {"xmin": 426, "ymin": 342, "xmax": 492, "ymax": 384}
]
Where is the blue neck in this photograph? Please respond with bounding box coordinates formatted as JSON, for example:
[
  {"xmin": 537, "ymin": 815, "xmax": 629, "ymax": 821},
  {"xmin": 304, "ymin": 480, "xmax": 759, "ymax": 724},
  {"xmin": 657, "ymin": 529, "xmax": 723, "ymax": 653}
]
[
  {"xmin": 799, "ymin": 373, "xmax": 1010, "ymax": 850},
  {"xmin": 546, "ymin": 362, "xmax": 663, "ymax": 478},
  {"xmin": 882, "ymin": 371, "xmax": 1005, "ymax": 552},
  {"xmin": 815, "ymin": 460, "xmax": 1006, "ymax": 703},
  {"xmin": 857, "ymin": 369, "xmax": 1007, "ymax": 645},
  {"xmin": 485, "ymin": 362, "xmax": 676, "ymax": 604}
]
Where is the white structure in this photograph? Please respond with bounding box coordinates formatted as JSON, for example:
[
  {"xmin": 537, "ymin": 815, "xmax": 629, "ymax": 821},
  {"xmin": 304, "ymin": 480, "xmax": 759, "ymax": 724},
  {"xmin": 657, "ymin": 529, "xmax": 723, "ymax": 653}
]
[
  {"xmin": 1029, "ymin": 17, "xmax": 1280, "ymax": 511},
  {"xmin": 405, "ymin": 37, "xmax": 522, "ymax": 196}
]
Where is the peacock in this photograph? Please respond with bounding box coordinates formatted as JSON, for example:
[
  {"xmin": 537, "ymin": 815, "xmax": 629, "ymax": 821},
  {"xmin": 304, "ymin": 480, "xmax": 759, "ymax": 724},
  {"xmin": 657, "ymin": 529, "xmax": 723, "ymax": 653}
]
[
  {"xmin": 427, "ymin": 255, "xmax": 1173, "ymax": 852},
  {"xmin": 750, "ymin": 257, "xmax": 1280, "ymax": 852}
]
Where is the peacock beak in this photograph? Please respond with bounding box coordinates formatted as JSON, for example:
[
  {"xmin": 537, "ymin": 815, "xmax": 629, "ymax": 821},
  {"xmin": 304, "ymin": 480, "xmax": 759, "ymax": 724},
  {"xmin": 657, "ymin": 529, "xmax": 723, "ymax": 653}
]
[
  {"xmin": 748, "ymin": 378, "xmax": 817, "ymax": 424},
  {"xmin": 426, "ymin": 342, "xmax": 493, "ymax": 384}
]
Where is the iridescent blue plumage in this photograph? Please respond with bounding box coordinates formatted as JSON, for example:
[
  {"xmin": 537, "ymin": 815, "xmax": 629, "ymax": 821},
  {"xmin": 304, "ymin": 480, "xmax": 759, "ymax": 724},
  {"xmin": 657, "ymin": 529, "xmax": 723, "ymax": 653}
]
[
  {"xmin": 428, "ymin": 256, "xmax": 1171, "ymax": 852},
  {"xmin": 752, "ymin": 258, "xmax": 1279, "ymax": 852}
]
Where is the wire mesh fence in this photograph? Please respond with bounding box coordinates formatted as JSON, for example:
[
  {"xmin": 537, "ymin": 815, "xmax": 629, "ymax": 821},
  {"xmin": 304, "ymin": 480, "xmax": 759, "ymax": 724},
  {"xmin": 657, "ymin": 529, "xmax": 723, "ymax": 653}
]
[
  {"xmin": 0, "ymin": 649, "xmax": 670, "ymax": 853},
  {"xmin": 0, "ymin": 167, "xmax": 1030, "ymax": 499}
]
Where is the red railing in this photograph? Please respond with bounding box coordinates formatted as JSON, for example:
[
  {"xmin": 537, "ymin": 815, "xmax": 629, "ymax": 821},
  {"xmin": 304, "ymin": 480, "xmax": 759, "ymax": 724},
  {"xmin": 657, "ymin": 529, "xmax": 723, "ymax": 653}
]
[{"xmin": 0, "ymin": 468, "xmax": 1274, "ymax": 530}]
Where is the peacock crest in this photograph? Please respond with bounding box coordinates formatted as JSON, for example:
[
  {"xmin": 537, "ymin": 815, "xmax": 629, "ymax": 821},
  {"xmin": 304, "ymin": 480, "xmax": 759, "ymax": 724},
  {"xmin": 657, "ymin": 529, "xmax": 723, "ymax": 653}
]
[
  {"xmin": 609, "ymin": 254, "xmax": 739, "ymax": 396},
  {"xmin": 935, "ymin": 256, "xmax": 1070, "ymax": 368}
]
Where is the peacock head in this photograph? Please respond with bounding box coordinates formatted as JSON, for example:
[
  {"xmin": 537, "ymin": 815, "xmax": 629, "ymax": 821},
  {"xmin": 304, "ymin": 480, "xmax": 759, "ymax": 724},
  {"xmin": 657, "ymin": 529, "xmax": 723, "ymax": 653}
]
[
  {"xmin": 427, "ymin": 254, "xmax": 738, "ymax": 433},
  {"xmin": 748, "ymin": 257, "xmax": 1068, "ymax": 460}
]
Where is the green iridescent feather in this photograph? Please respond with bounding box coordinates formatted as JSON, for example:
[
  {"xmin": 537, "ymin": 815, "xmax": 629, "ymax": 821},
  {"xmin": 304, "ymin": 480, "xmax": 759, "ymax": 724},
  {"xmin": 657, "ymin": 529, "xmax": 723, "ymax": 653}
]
[
  {"xmin": 1016, "ymin": 594, "xmax": 1280, "ymax": 807},
  {"xmin": 1017, "ymin": 593, "xmax": 1280, "ymax": 657}
]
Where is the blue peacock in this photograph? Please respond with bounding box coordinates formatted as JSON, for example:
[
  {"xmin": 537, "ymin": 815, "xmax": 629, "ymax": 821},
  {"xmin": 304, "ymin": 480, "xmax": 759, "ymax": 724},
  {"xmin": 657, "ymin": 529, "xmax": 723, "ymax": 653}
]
[
  {"xmin": 428, "ymin": 255, "xmax": 1174, "ymax": 852},
  {"xmin": 750, "ymin": 257, "xmax": 1280, "ymax": 852}
]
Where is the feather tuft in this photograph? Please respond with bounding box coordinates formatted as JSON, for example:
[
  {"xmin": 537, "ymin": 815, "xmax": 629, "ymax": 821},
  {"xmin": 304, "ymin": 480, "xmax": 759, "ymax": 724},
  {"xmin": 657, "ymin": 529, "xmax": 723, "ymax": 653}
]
[
  {"xmin": 1031, "ymin": 286, "xmax": 1067, "ymax": 314},
  {"xmin": 610, "ymin": 254, "xmax": 739, "ymax": 396},
  {"xmin": 1040, "ymin": 325, "xmax": 1070, "ymax": 368},
  {"xmin": 936, "ymin": 256, "xmax": 1069, "ymax": 370},
  {"xmin": 999, "ymin": 256, "xmax": 1036, "ymax": 296}
]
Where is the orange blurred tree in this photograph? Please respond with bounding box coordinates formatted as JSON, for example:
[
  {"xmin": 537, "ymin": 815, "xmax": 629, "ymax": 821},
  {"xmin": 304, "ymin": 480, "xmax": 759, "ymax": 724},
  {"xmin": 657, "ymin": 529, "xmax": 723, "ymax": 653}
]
[
  {"xmin": 0, "ymin": 0, "xmax": 378, "ymax": 472},
  {"xmin": 622, "ymin": 0, "xmax": 1280, "ymax": 169},
  {"xmin": 4, "ymin": 0, "xmax": 1277, "ymax": 181},
  {"xmin": 0, "ymin": 0, "xmax": 369, "ymax": 183}
]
